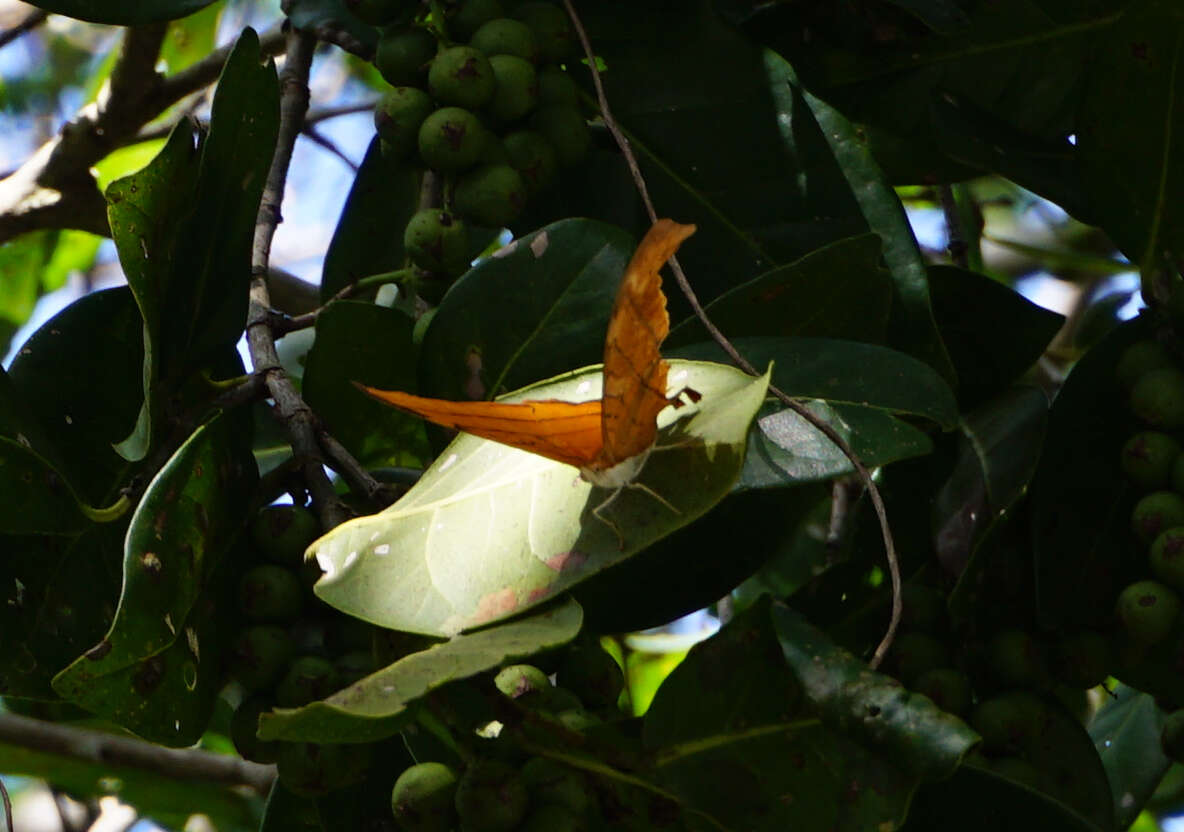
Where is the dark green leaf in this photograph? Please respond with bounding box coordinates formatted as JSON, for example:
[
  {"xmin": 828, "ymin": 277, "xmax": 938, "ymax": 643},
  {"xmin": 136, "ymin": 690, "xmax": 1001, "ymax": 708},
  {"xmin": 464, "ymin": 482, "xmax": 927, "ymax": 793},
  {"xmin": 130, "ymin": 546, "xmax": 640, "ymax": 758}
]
[
  {"xmin": 419, "ymin": 219, "xmax": 633, "ymax": 400},
  {"xmin": 1091, "ymin": 685, "xmax": 1171, "ymax": 829},
  {"xmin": 22, "ymin": 0, "xmax": 217, "ymax": 24},
  {"xmin": 1078, "ymin": 0, "xmax": 1184, "ymax": 264},
  {"xmin": 930, "ymin": 265, "xmax": 1065, "ymax": 409},
  {"xmin": 260, "ymin": 780, "xmax": 320, "ymax": 832},
  {"xmin": 109, "ymin": 28, "xmax": 278, "ymax": 460},
  {"xmin": 258, "ymin": 598, "xmax": 582, "ymax": 743},
  {"xmin": 320, "ymin": 137, "xmax": 420, "ymax": 300},
  {"xmin": 666, "ymin": 233, "xmax": 891, "ymax": 347},
  {"xmin": 302, "ymin": 301, "xmax": 429, "ymax": 469},
  {"xmin": 0, "ymin": 438, "xmax": 88, "ymax": 534},
  {"xmin": 1030, "ymin": 317, "xmax": 1145, "ymax": 632},
  {"xmin": 53, "ymin": 410, "xmax": 257, "ymax": 745}
]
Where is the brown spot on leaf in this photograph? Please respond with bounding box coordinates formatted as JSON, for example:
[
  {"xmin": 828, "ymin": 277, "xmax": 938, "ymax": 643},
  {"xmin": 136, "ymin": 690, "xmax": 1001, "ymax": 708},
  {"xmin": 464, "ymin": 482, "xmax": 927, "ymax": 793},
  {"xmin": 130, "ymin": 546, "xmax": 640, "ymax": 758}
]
[
  {"xmin": 470, "ymin": 588, "xmax": 519, "ymax": 625},
  {"xmin": 544, "ymin": 550, "xmax": 587, "ymax": 572},
  {"xmin": 133, "ymin": 656, "xmax": 165, "ymax": 695}
]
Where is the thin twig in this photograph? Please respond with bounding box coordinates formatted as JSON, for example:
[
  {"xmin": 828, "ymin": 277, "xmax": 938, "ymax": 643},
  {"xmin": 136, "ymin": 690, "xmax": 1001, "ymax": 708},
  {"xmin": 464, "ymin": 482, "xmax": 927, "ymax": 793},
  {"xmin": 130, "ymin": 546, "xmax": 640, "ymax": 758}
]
[
  {"xmin": 274, "ymin": 268, "xmax": 415, "ymax": 334},
  {"xmin": 939, "ymin": 184, "xmax": 969, "ymax": 269},
  {"xmin": 301, "ymin": 123, "xmax": 359, "ymax": 171},
  {"xmin": 0, "ymin": 7, "xmax": 48, "ymax": 50},
  {"xmin": 563, "ymin": 0, "xmax": 902, "ymax": 667},
  {"xmin": 0, "ymin": 776, "xmax": 9, "ymax": 832},
  {"xmin": 0, "ymin": 712, "xmax": 274, "ymax": 793}
]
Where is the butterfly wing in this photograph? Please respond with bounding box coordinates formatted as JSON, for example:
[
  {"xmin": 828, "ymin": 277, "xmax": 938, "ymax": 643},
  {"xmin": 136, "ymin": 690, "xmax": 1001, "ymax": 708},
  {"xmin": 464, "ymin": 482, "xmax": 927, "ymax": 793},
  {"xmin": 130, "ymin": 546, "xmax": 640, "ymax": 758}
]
[
  {"xmin": 593, "ymin": 219, "xmax": 697, "ymax": 471},
  {"xmin": 355, "ymin": 385, "xmax": 604, "ymax": 469}
]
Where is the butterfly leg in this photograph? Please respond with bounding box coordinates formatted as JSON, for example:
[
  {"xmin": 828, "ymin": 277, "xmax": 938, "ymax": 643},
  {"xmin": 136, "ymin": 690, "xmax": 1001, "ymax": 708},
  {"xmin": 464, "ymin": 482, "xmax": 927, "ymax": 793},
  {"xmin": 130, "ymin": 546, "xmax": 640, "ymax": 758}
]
[{"xmin": 591, "ymin": 487, "xmax": 627, "ymax": 549}]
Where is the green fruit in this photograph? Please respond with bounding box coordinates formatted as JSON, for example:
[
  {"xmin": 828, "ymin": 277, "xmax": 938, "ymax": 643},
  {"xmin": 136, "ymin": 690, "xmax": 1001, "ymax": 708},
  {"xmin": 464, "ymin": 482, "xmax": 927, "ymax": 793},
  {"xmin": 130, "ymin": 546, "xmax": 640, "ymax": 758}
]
[
  {"xmin": 277, "ymin": 742, "xmax": 371, "ymax": 796},
  {"xmin": 486, "ymin": 54, "xmax": 538, "ymax": 122},
  {"xmin": 529, "ymin": 105, "xmax": 590, "ymax": 166},
  {"xmin": 404, "ymin": 209, "xmax": 471, "ymax": 274},
  {"xmin": 418, "ymin": 106, "xmax": 488, "ymax": 172},
  {"xmin": 1116, "ymin": 579, "xmax": 1182, "ymax": 644},
  {"xmin": 454, "ymin": 759, "xmax": 529, "ymax": 832},
  {"xmin": 556, "ymin": 707, "xmax": 599, "ymax": 732},
  {"xmin": 230, "ymin": 696, "xmax": 280, "ymax": 763},
  {"xmin": 987, "ymin": 628, "xmax": 1047, "ymax": 689},
  {"xmin": 288, "ymin": 618, "xmax": 333, "ymax": 658},
  {"xmin": 276, "ymin": 655, "xmax": 343, "ymax": 707},
  {"xmin": 889, "ymin": 632, "xmax": 949, "ymax": 685},
  {"xmin": 227, "ymin": 625, "xmax": 294, "ymax": 691},
  {"xmin": 503, "ymin": 130, "xmax": 557, "ymax": 194},
  {"xmin": 429, "ymin": 46, "xmax": 496, "ymax": 109},
  {"xmin": 391, "ymin": 762, "xmax": 459, "ymax": 832},
  {"xmin": 376, "ymin": 26, "xmax": 437, "ymax": 87},
  {"xmin": 971, "ymin": 692, "xmax": 1048, "ymax": 753},
  {"xmin": 375, "ymin": 87, "xmax": 436, "ymax": 156},
  {"xmin": 452, "ymin": 163, "xmax": 527, "ymax": 226},
  {"xmin": 537, "ymin": 65, "xmax": 579, "ymax": 107},
  {"xmin": 470, "ymin": 18, "xmax": 538, "ymax": 62},
  {"xmin": 900, "ymin": 584, "xmax": 947, "ymax": 633},
  {"xmin": 512, "ymin": 2, "xmax": 574, "ymax": 63},
  {"xmin": 1117, "ymin": 340, "xmax": 1173, "ymax": 388},
  {"xmin": 521, "ymin": 757, "xmax": 592, "ymax": 814},
  {"xmin": 450, "ymin": 0, "xmax": 505, "ymax": 41},
  {"xmin": 1121, "ymin": 431, "xmax": 1183, "ymax": 490},
  {"xmin": 1131, "ymin": 367, "xmax": 1184, "ymax": 428},
  {"xmin": 519, "ymin": 804, "xmax": 587, "ymax": 832},
  {"xmin": 1050, "ymin": 631, "xmax": 1112, "ymax": 689},
  {"xmin": 346, "ymin": 0, "xmax": 413, "ymax": 26},
  {"xmin": 1152, "ymin": 526, "xmax": 1184, "ymax": 590},
  {"xmin": 238, "ymin": 565, "xmax": 304, "ymax": 622},
  {"xmin": 494, "ymin": 664, "xmax": 551, "ymax": 699},
  {"xmin": 1132, "ymin": 491, "xmax": 1184, "ymax": 545},
  {"xmin": 913, "ymin": 668, "xmax": 972, "ymax": 715},
  {"xmin": 557, "ymin": 638, "xmax": 624, "ymax": 710},
  {"xmin": 335, "ymin": 615, "xmax": 377, "ymax": 651},
  {"xmin": 1163, "ymin": 709, "xmax": 1184, "ymax": 761},
  {"xmin": 336, "ymin": 650, "xmax": 375, "ymax": 686},
  {"xmin": 252, "ymin": 505, "xmax": 321, "ymax": 566}
]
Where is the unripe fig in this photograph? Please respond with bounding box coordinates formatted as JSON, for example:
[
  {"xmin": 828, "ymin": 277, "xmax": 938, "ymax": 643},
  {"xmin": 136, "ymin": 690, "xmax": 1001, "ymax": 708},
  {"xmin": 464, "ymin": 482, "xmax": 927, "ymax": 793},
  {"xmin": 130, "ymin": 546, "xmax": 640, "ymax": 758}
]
[
  {"xmin": 557, "ymin": 638, "xmax": 624, "ymax": 710},
  {"xmin": 537, "ymin": 65, "xmax": 579, "ymax": 107},
  {"xmin": 529, "ymin": 105, "xmax": 590, "ymax": 166},
  {"xmin": 470, "ymin": 18, "xmax": 537, "ymax": 62},
  {"xmin": 375, "ymin": 26, "xmax": 438, "ymax": 87},
  {"xmin": 230, "ymin": 696, "xmax": 280, "ymax": 763},
  {"xmin": 391, "ymin": 761, "xmax": 459, "ymax": 832},
  {"xmin": 251, "ymin": 504, "xmax": 321, "ymax": 566},
  {"xmin": 238, "ymin": 565, "xmax": 303, "ymax": 622},
  {"xmin": 454, "ymin": 759, "xmax": 529, "ymax": 831},
  {"xmin": 277, "ymin": 742, "xmax": 371, "ymax": 796},
  {"xmin": 336, "ymin": 650, "xmax": 375, "ymax": 686},
  {"xmin": 495, "ymin": 664, "xmax": 551, "ymax": 699},
  {"xmin": 913, "ymin": 668, "xmax": 972, "ymax": 715},
  {"xmin": 227, "ymin": 625, "xmax": 293, "ymax": 691},
  {"xmin": 503, "ymin": 130, "xmax": 557, "ymax": 194},
  {"xmin": 971, "ymin": 692, "xmax": 1048, "ymax": 753},
  {"xmin": 429, "ymin": 46, "xmax": 496, "ymax": 109},
  {"xmin": 486, "ymin": 54, "xmax": 538, "ymax": 122},
  {"xmin": 512, "ymin": 2, "xmax": 574, "ymax": 63},
  {"xmin": 889, "ymin": 632, "xmax": 949, "ymax": 685},
  {"xmin": 345, "ymin": 0, "xmax": 412, "ymax": 26},
  {"xmin": 450, "ymin": 0, "xmax": 505, "ymax": 41},
  {"xmin": 519, "ymin": 804, "xmax": 588, "ymax": 832},
  {"xmin": 1121, "ymin": 431, "xmax": 1183, "ymax": 490},
  {"xmin": 1116, "ymin": 579, "xmax": 1182, "ymax": 644},
  {"xmin": 987, "ymin": 628, "xmax": 1047, "ymax": 689},
  {"xmin": 288, "ymin": 617, "xmax": 333, "ymax": 658},
  {"xmin": 1132, "ymin": 491, "xmax": 1184, "ymax": 545},
  {"xmin": 1131, "ymin": 367, "xmax": 1184, "ymax": 429},
  {"xmin": 375, "ymin": 87, "xmax": 436, "ymax": 157},
  {"xmin": 1050, "ymin": 631, "xmax": 1112, "ymax": 689},
  {"xmin": 452, "ymin": 163, "xmax": 527, "ymax": 227},
  {"xmin": 404, "ymin": 209, "xmax": 471, "ymax": 275},
  {"xmin": 521, "ymin": 756, "xmax": 592, "ymax": 814},
  {"xmin": 1152, "ymin": 526, "xmax": 1184, "ymax": 590},
  {"xmin": 1117, "ymin": 340, "xmax": 1173, "ymax": 388},
  {"xmin": 556, "ymin": 707, "xmax": 599, "ymax": 732},
  {"xmin": 418, "ymin": 106, "xmax": 488, "ymax": 172},
  {"xmin": 276, "ymin": 655, "xmax": 342, "ymax": 707}
]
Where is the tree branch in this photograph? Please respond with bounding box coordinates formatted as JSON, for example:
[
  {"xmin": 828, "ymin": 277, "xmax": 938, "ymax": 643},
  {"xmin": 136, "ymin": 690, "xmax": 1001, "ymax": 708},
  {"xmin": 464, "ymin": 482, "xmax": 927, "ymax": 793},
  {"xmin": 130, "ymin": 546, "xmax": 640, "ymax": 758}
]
[
  {"xmin": 0, "ymin": 23, "xmax": 286, "ymax": 246},
  {"xmin": 0, "ymin": 712, "xmax": 274, "ymax": 793},
  {"xmin": 0, "ymin": 7, "xmax": 48, "ymax": 50}
]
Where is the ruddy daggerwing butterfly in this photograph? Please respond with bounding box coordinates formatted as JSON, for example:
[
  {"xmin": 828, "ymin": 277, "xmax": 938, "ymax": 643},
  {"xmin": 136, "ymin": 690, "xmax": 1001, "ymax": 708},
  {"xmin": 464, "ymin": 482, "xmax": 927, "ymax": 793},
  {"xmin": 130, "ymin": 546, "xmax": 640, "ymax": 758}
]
[{"xmin": 357, "ymin": 219, "xmax": 698, "ymax": 539}]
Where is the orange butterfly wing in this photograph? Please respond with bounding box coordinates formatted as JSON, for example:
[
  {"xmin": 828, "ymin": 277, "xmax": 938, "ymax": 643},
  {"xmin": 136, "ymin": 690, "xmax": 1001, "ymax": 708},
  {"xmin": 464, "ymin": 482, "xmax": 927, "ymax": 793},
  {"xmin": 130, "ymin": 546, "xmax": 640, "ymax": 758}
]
[
  {"xmin": 354, "ymin": 386, "xmax": 604, "ymax": 469},
  {"xmin": 591, "ymin": 219, "xmax": 697, "ymax": 471}
]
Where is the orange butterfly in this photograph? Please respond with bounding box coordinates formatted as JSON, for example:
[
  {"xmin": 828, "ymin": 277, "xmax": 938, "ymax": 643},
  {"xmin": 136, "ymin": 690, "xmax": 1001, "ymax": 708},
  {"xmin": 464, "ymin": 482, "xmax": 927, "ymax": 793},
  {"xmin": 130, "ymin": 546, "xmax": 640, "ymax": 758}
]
[{"xmin": 358, "ymin": 219, "xmax": 698, "ymax": 539}]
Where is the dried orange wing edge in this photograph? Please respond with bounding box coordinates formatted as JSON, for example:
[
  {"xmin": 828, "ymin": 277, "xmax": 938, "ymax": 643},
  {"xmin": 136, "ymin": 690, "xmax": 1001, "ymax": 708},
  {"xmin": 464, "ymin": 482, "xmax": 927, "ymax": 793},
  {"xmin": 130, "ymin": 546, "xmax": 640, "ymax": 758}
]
[
  {"xmin": 594, "ymin": 219, "xmax": 697, "ymax": 470},
  {"xmin": 354, "ymin": 383, "xmax": 603, "ymax": 469}
]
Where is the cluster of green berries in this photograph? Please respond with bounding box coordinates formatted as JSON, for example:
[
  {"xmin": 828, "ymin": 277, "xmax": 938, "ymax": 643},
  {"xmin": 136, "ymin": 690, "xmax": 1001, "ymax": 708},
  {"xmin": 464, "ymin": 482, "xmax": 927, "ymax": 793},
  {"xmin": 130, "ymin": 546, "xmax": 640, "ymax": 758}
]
[
  {"xmin": 391, "ymin": 646, "xmax": 628, "ymax": 831},
  {"xmin": 1117, "ymin": 339, "xmax": 1184, "ymax": 647},
  {"xmin": 223, "ymin": 505, "xmax": 380, "ymax": 796},
  {"xmin": 885, "ymin": 584, "xmax": 1106, "ymax": 789},
  {"xmin": 357, "ymin": 0, "xmax": 591, "ymax": 279}
]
